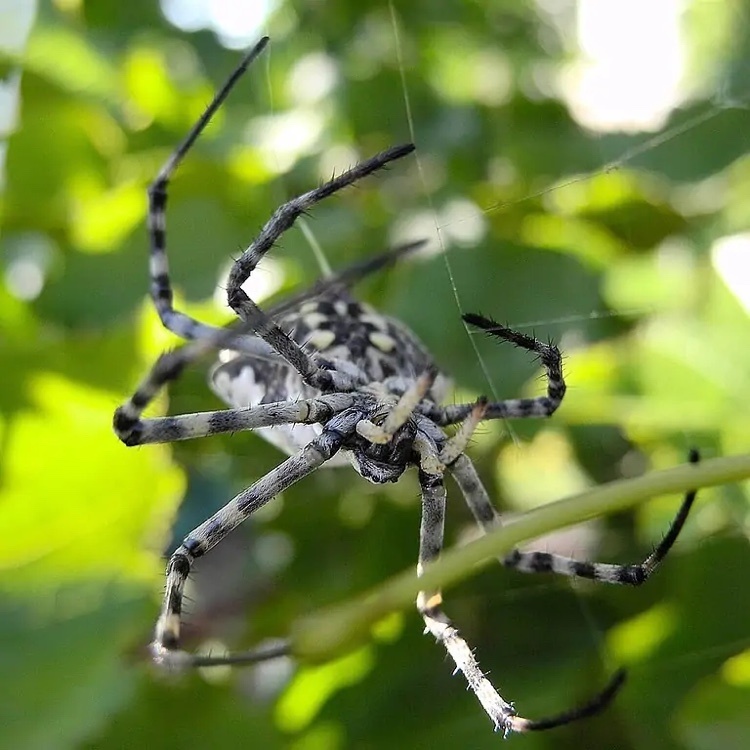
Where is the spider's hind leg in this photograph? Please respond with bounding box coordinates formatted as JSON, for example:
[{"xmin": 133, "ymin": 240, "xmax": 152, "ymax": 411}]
[
  {"xmin": 450, "ymin": 451, "xmax": 701, "ymax": 586},
  {"xmin": 505, "ymin": 450, "xmax": 701, "ymax": 585}
]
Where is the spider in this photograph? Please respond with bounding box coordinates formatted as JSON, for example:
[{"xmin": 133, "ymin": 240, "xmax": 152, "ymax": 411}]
[{"xmin": 114, "ymin": 37, "xmax": 700, "ymax": 736}]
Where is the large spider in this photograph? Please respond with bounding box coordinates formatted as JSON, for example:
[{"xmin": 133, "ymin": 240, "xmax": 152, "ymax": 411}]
[{"xmin": 114, "ymin": 37, "xmax": 699, "ymax": 736}]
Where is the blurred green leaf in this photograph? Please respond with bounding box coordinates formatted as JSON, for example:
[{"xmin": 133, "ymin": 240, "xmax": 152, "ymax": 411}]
[{"xmin": 2, "ymin": 1, "xmax": 749, "ymax": 749}]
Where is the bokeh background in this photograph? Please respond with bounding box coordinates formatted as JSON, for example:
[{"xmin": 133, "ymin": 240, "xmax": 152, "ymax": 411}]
[{"xmin": 2, "ymin": 1, "xmax": 750, "ymax": 748}]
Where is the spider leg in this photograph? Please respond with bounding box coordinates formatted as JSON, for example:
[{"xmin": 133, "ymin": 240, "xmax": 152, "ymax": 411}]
[
  {"xmin": 114, "ymin": 323, "xmax": 245, "ymax": 441},
  {"xmin": 423, "ymin": 313, "xmax": 565, "ymax": 426},
  {"xmin": 189, "ymin": 639, "xmax": 291, "ymax": 668},
  {"xmin": 414, "ymin": 442, "xmax": 624, "ymax": 735},
  {"xmin": 114, "ymin": 317, "xmax": 286, "ymax": 443},
  {"xmin": 117, "ymin": 392, "xmax": 355, "ymax": 446},
  {"xmin": 449, "ymin": 451, "xmax": 700, "ymax": 585},
  {"xmin": 152, "ymin": 407, "xmax": 362, "ymax": 666},
  {"xmin": 224, "ymin": 144, "xmax": 415, "ymax": 394},
  {"xmin": 114, "ymin": 310, "xmax": 354, "ymax": 447},
  {"xmin": 414, "ymin": 449, "xmax": 515, "ymax": 734},
  {"xmin": 147, "ymin": 37, "xmax": 272, "ymax": 354}
]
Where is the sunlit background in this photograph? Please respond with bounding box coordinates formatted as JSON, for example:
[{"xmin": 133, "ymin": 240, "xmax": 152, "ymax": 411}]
[{"xmin": 2, "ymin": 1, "xmax": 749, "ymax": 749}]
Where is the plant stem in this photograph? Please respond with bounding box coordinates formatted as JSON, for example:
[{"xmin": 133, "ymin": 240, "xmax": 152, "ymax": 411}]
[{"xmin": 292, "ymin": 451, "xmax": 750, "ymax": 660}]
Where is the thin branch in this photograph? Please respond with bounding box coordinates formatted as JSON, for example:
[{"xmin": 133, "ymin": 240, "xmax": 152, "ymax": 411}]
[{"xmin": 291, "ymin": 451, "xmax": 750, "ymax": 661}]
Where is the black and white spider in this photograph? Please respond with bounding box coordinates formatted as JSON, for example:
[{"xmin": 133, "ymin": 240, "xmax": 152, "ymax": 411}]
[{"xmin": 114, "ymin": 37, "xmax": 699, "ymax": 736}]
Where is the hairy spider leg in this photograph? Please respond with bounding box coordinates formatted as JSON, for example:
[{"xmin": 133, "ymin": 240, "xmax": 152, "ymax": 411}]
[
  {"xmin": 147, "ymin": 37, "xmax": 270, "ymax": 356},
  {"xmin": 422, "ymin": 312, "xmax": 566, "ymax": 426},
  {"xmin": 152, "ymin": 407, "xmax": 363, "ymax": 665},
  {"xmin": 414, "ymin": 434, "xmax": 626, "ymax": 735},
  {"xmin": 222, "ymin": 143, "xmax": 415, "ymax": 395},
  {"xmin": 450, "ymin": 450, "xmax": 700, "ymax": 585}
]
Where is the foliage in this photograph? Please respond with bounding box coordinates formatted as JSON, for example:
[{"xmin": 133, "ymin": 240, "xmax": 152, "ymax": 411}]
[{"xmin": 1, "ymin": 1, "xmax": 749, "ymax": 749}]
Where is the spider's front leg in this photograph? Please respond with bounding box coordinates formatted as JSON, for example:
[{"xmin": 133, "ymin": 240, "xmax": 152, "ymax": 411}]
[
  {"xmin": 222, "ymin": 144, "xmax": 415, "ymax": 395},
  {"xmin": 146, "ymin": 36, "xmax": 271, "ymax": 358},
  {"xmin": 152, "ymin": 408, "xmax": 362, "ymax": 668}
]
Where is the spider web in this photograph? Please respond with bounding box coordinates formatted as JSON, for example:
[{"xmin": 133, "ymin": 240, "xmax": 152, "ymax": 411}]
[{"xmin": 383, "ymin": 1, "xmax": 749, "ymax": 393}]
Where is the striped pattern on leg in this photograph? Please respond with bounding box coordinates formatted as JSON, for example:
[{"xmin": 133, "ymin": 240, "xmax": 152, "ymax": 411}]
[
  {"xmin": 224, "ymin": 145, "xmax": 415, "ymax": 393},
  {"xmin": 226, "ymin": 145, "xmax": 415, "ymax": 301},
  {"xmin": 114, "ymin": 323, "xmax": 265, "ymax": 444},
  {"xmin": 147, "ymin": 38, "xmax": 269, "ymax": 345},
  {"xmin": 425, "ymin": 314, "xmax": 566, "ymax": 426},
  {"xmin": 449, "ymin": 451, "xmax": 700, "ymax": 585},
  {"xmin": 119, "ymin": 393, "xmax": 356, "ymax": 446},
  {"xmin": 152, "ymin": 407, "xmax": 361, "ymax": 667}
]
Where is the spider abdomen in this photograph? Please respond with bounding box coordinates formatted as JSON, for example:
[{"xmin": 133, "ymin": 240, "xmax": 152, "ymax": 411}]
[{"xmin": 210, "ymin": 287, "xmax": 450, "ymax": 465}]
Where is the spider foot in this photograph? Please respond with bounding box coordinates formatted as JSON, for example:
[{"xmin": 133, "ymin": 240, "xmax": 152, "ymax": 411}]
[
  {"xmin": 485, "ymin": 699, "xmax": 516, "ymax": 738},
  {"xmin": 493, "ymin": 707, "xmax": 516, "ymax": 739},
  {"xmin": 506, "ymin": 669, "xmax": 627, "ymax": 733},
  {"xmin": 150, "ymin": 639, "xmax": 291, "ymax": 670}
]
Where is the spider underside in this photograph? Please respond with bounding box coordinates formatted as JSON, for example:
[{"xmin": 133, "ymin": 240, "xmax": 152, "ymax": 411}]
[{"xmin": 114, "ymin": 36, "xmax": 700, "ymax": 736}]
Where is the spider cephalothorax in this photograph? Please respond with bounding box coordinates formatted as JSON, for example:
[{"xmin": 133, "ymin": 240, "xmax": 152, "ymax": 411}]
[{"xmin": 114, "ymin": 37, "xmax": 700, "ymax": 736}]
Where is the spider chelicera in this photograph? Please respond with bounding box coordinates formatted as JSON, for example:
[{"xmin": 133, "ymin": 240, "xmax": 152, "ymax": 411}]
[{"xmin": 114, "ymin": 37, "xmax": 699, "ymax": 735}]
